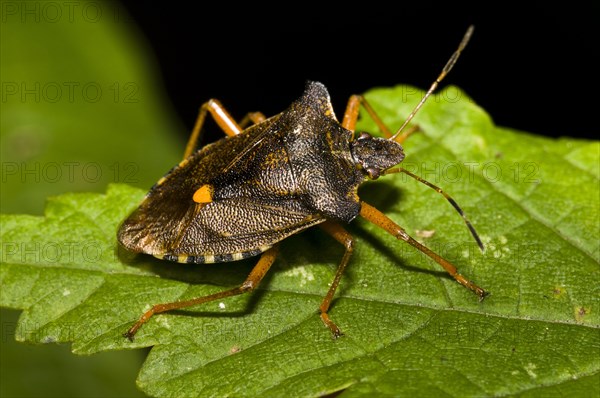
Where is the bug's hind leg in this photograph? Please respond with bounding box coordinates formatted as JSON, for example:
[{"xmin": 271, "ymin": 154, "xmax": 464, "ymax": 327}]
[
  {"xmin": 124, "ymin": 246, "xmax": 279, "ymax": 341},
  {"xmin": 318, "ymin": 221, "xmax": 355, "ymax": 338}
]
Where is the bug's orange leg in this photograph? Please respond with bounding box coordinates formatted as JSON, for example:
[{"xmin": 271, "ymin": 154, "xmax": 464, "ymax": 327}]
[
  {"xmin": 318, "ymin": 221, "xmax": 355, "ymax": 338},
  {"xmin": 390, "ymin": 125, "xmax": 420, "ymax": 145},
  {"xmin": 342, "ymin": 95, "xmax": 419, "ymax": 144},
  {"xmin": 342, "ymin": 95, "xmax": 393, "ymax": 137},
  {"xmin": 124, "ymin": 246, "xmax": 279, "ymax": 341},
  {"xmin": 238, "ymin": 112, "xmax": 267, "ymax": 128},
  {"xmin": 359, "ymin": 201, "xmax": 487, "ymax": 300},
  {"xmin": 183, "ymin": 99, "xmax": 243, "ymax": 159}
]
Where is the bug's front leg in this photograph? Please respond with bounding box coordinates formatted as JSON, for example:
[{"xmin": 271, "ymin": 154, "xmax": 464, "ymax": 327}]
[
  {"xmin": 318, "ymin": 221, "xmax": 355, "ymax": 338},
  {"xmin": 341, "ymin": 95, "xmax": 418, "ymax": 144},
  {"xmin": 342, "ymin": 94, "xmax": 392, "ymax": 137},
  {"xmin": 359, "ymin": 201, "xmax": 487, "ymax": 300}
]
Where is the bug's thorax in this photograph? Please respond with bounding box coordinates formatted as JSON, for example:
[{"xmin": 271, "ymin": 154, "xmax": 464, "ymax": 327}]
[{"xmin": 350, "ymin": 132, "xmax": 405, "ymax": 179}]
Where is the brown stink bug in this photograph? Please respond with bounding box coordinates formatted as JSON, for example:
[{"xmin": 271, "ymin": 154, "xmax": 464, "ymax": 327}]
[{"xmin": 119, "ymin": 26, "xmax": 486, "ymax": 340}]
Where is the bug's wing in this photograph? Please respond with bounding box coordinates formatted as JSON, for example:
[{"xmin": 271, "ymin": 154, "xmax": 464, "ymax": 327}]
[
  {"xmin": 119, "ymin": 194, "xmax": 324, "ymax": 263},
  {"xmin": 118, "ymin": 118, "xmax": 326, "ymax": 263}
]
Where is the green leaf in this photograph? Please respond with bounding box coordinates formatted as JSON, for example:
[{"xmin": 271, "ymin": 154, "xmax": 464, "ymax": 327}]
[
  {"xmin": 0, "ymin": 0, "xmax": 182, "ymax": 215},
  {"xmin": 0, "ymin": 1, "xmax": 178, "ymax": 395},
  {"xmin": 1, "ymin": 86, "xmax": 598, "ymax": 397}
]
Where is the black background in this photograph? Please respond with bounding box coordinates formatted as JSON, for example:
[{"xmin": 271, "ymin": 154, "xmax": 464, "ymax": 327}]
[{"xmin": 119, "ymin": 2, "xmax": 596, "ymax": 141}]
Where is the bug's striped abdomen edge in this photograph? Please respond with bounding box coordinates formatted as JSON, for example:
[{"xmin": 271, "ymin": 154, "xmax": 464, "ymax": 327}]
[{"xmin": 154, "ymin": 246, "xmax": 271, "ymax": 264}]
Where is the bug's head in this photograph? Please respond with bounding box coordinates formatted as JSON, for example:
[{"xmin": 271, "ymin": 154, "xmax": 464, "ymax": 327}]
[{"xmin": 351, "ymin": 132, "xmax": 405, "ymax": 179}]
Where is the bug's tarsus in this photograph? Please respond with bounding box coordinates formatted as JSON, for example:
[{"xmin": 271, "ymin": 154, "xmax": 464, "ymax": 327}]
[
  {"xmin": 391, "ymin": 25, "xmax": 474, "ymax": 142},
  {"xmin": 384, "ymin": 167, "xmax": 484, "ymax": 252}
]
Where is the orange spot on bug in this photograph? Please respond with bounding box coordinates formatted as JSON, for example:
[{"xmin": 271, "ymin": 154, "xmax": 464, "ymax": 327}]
[{"xmin": 193, "ymin": 184, "xmax": 214, "ymax": 204}]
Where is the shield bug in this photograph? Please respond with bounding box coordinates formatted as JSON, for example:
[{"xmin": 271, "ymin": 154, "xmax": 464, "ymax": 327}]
[{"xmin": 119, "ymin": 26, "xmax": 486, "ymax": 340}]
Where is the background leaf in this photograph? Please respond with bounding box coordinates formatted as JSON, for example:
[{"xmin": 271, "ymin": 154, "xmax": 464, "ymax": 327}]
[
  {"xmin": 0, "ymin": 0, "xmax": 182, "ymax": 215},
  {"xmin": 1, "ymin": 84, "xmax": 598, "ymax": 397},
  {"xmin": 0, "ymin": 1, "xmax": 181, "ymax": 396}
]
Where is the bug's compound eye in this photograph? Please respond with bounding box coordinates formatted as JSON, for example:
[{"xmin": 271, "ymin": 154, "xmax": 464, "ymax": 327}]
[
  {"xmin": 356, "ymin": 132, "xmax": 372, "ymax": 141},
  {"xmin": 366, "ymin": 167, "xmax": 381, "ymax": 180}
]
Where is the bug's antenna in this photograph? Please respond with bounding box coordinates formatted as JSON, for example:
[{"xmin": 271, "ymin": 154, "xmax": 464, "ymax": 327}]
[
  {"xmin": 391, "ymin": 25, "xmax": 474, "ymax": 142},
  {"xmin": 384, "ymin": 166, "xmax": 484, "ymax": 251}
]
